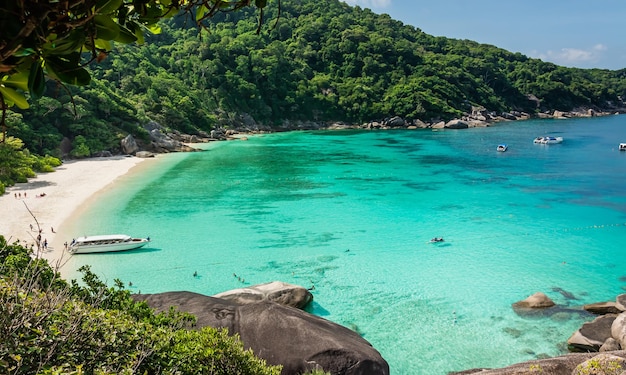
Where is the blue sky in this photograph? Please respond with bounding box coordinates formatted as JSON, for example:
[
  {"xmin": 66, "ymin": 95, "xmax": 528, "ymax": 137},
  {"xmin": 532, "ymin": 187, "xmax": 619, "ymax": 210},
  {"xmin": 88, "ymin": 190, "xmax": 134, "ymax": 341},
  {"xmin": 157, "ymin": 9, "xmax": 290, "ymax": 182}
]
[{"xmin": 342, "ymin": 0, "xmax": 626, "ymax": 70}]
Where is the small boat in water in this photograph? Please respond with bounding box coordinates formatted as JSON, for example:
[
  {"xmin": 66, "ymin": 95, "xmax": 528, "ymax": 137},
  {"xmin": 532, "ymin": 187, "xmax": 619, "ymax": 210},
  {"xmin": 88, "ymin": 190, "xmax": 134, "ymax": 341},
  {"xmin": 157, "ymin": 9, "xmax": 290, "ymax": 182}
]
[
  {"xmin": 619, "ymin": 143, "xmax": 626, "ymax": 151},
  {"xmin": 497, "ymin": 144, "xmax": 508, "ymax": 152},
  {"xmin": 68, "ymin": 234, "xmax": 150, "ymax": 254},
  {"xmin": 534, "ymin": 136, "xmax": 563, "ymax": 144},
  {"xmin": 430, "ymin": 237, "xmax": 445, "ymax": 243}
]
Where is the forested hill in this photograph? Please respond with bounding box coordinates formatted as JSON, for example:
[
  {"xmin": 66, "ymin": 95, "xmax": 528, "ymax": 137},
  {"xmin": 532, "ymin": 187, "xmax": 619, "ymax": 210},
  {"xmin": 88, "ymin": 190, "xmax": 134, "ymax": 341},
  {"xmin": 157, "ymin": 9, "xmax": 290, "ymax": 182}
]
[{"xmin": 11, "ymin": 0, "xmax": 626, "ymax": 157}]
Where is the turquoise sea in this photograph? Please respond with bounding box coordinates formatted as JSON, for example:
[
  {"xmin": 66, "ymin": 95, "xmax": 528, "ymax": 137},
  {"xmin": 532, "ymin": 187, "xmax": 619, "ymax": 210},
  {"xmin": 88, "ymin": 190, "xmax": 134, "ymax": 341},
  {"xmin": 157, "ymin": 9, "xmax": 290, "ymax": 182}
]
[{"xmin": 63, "ymin": 116, "xmax": 626, "ymax": 374}]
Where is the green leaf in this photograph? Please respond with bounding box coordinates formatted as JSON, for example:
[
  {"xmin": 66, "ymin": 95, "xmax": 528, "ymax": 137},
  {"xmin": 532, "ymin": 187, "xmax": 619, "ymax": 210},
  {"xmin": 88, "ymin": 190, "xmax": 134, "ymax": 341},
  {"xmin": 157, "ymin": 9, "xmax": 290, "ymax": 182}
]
[
  {"xmin": 0, "ymin": 86, "xmax": 30, "ymax": 109},
  {"xmin": 94, "ymin": 15, "xmax": 120, "ymax": 40},
  {"xmin": 2, "ymin": 70, "xmax": 29, "ymax": 91},
  {"xmin": 96, "ymin": 0, "xmax": 123, "ymax": 14},
  {"xmin": 45, "ymin": 57, "xmax": 91, "ymax": 86},
  {"xmin": 114, "ymin": 25, "xmax": 138, "ymax": 44},
  {"xmin": 43, "ymin": 31, "xmax": 85, "ymax": 55},
  {"xmin": 147, "ymin": 24, "xmax": 161, "ymax": 34},
  {"xmin": 94, "ymin": 39, "xmax": 113, "ymax": 51},
  {"xmin": 28, "ymin": 59, "xmax": 46, "ymax": 99},
  {"xmin": 13, "ymin": 48, "xmax": 36, "ymax": 57},
  {"xmin": 134, "ymin": 28, "xmax": 145, "ymax": 44},
  {"xmin": 196, "ymin": 5, "xmax": 208, "ymax": 21}
]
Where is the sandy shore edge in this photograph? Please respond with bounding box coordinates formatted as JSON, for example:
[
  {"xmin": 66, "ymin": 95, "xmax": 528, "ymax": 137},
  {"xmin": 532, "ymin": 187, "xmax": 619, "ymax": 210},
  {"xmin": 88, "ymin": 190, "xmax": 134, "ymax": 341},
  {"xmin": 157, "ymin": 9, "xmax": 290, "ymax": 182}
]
[{"xmin": 0, "ymin": 156, "xmax": 152, "ymax": 272}]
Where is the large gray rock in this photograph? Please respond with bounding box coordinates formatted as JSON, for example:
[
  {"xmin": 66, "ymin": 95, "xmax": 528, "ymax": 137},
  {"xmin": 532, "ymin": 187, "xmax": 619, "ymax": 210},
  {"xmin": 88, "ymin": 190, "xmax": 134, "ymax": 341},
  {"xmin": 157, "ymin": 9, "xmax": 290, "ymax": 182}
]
[
  {"xmin": 121, "ymin": 134, "xmax": 139, "ymax": 155},
  {"xmin": 451, "ymin": 351, "xmax": 626, "ymax": 375},
  {"xmin": 133, "ymin": 291, "xmax": 389, "ymax": 375},
  {"xmin": 572, "ymin": 353, "xmax": 626, "ymax": 375},
  {"xmin": 611, "ymin": 313, "xmax": 626, "ymax": 349},
  {"xmin": 567, "ymin": 314, "xmax": 618, "ymax": 352},
  {"xmin": 383, "ymin": 116, "xmax": 405, "ymax": 127},
  {"xmin": 616, "ymin": 294, "xmax": 626, "ymax": 311},
  {"xmin": 444, "ymin": 119, "xmax": 469, "ymax": 129},
  {"xmin": 599, "ymin": 338, "xmax": 621, "ymax": 352},
  {"xmin": 156, "ymin": 130, "xmax": 197, "ymax": 152},
  {"xmin": 212, "ymin": 281, "xmax": 313, "ymax": 309}
]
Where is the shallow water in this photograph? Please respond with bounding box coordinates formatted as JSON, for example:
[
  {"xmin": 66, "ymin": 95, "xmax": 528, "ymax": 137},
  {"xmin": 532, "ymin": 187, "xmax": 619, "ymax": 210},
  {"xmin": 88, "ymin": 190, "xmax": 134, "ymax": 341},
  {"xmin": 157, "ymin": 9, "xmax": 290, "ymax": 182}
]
[{"xmin": 63, "ymin": 116, "xmax": 626, "ymax": 374}]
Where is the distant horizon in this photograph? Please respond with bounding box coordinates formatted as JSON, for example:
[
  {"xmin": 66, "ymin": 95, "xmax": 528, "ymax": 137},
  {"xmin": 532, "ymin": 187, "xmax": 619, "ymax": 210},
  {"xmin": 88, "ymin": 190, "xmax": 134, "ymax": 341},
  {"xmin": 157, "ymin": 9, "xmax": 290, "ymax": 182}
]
[{"xmin": 342, "ymin": 0, "xmax": 626, "ymax": 71}]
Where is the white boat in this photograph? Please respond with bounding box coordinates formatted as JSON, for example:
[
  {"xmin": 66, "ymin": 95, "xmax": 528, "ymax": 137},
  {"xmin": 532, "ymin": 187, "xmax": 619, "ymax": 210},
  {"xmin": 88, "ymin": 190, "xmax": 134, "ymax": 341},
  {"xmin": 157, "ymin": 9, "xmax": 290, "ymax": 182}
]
[
  {"xmin": 68, "ymin": 234, "xmax": 150, "ymax": 254},
  {"xmin": 534, "ymin": 136, "xmax": 563, "ymax": 144},
  {"xmin": 497, "ymin": 144, "xmax": 508, "ymax": 152},
  {"xmin": 619, "ymin": 143, "xmax": 626, "ymax": 151}
]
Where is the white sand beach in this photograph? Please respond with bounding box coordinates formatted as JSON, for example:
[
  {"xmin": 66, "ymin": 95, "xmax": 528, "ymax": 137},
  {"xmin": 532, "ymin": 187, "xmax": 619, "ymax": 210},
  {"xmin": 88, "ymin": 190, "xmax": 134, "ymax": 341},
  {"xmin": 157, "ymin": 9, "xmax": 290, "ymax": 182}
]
[{"xmin": 0, "ymin": 156, "xmax": 151, "ymax": 271}]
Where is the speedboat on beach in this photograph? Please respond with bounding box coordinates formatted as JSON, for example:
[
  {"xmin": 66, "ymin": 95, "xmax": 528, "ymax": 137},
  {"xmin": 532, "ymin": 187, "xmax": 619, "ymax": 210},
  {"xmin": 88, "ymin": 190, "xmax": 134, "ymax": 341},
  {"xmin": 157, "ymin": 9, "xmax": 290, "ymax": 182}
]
[
  {"xmin": 534, "ymin": 136, "xmax": 563, "ymax": 144},
  {"xmin": 68, "ymin": 234, "xmax": 150, "ymax": 254},
  {"xmin": 497, "ymin": 144, "xmax": 508, "ymax": 152}
]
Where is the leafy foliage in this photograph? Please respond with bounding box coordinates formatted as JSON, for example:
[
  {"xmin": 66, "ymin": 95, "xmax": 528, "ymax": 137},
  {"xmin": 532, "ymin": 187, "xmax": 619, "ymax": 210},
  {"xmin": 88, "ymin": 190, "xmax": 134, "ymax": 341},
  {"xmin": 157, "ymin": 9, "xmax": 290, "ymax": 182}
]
[
  {"xmin": 0, "ymin": 0, "xmax": 273, "ymax": 140},
  {"xmin": 10, "ymin": 1, "xmax": 626, "ymax": 136},
  {"xmin": 3, "ymin": 0, "xmax": 626, "ymax": 165},
  {"xmin": 0, "ymin": 236, "xmax": 281, "ymax": 374},
  {"xmin": 0, "ymin": 137, "xmax": 61, "ymax": 194}
]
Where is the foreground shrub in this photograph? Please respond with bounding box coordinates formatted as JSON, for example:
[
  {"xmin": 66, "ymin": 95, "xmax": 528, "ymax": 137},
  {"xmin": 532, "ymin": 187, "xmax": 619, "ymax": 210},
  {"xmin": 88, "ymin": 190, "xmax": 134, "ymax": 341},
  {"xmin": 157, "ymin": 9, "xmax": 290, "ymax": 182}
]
[{"xmin": 0, "ymin": 236, "xmax": 281, "ymax": 374}]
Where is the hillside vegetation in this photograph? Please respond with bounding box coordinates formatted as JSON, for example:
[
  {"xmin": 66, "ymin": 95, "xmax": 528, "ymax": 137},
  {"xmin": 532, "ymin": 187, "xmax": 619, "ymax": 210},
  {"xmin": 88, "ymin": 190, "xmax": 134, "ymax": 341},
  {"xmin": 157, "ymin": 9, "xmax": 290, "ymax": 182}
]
[{"xmin": 3, "ymin": 0, "xmax": 626, "ymax": 186}]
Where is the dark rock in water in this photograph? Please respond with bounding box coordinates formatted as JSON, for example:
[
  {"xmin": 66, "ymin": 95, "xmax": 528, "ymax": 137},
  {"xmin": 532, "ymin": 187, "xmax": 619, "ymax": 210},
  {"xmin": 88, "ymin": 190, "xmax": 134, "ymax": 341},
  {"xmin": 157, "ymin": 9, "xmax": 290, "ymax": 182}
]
[
  {"xmin": 584, "ymin": 301, "xmax": 622, "ymax": 315},
  {"xmin": 513, "ymin": 292, "xmax": 556, "ymax": 308},
  {"xmin": 512, "ymin": 292, "xmax": 556, "ymax": 316},
  {"xmin": 502, "ymin": 327, "xmax": 522, "ymax": 338},
  {"xmin": 552, "ymin": 287, "xmax": 578, "ymax": 300},
  {"xmin": 133, "ymin": 291, "xmax": 389, "ymax": 375},
  {"xmin": 567, "ymin": 314, "xmax": 617, "ymax": 352}
]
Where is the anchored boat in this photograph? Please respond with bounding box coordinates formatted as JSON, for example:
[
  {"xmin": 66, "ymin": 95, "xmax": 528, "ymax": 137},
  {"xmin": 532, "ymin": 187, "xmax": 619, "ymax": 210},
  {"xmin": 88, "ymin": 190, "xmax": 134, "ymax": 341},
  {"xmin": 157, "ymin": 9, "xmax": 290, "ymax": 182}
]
[{"xmin": 68, "ymin": 234, "xmax": 150, "ymax": 254}]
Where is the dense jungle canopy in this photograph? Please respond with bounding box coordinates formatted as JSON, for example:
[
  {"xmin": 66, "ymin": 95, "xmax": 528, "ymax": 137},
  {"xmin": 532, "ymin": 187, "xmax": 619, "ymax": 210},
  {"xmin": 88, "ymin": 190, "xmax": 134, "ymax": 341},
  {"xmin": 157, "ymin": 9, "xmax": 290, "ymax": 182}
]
[{"xmin": 2, "ymin": 0, "xmax": 626, "ymax": 191}]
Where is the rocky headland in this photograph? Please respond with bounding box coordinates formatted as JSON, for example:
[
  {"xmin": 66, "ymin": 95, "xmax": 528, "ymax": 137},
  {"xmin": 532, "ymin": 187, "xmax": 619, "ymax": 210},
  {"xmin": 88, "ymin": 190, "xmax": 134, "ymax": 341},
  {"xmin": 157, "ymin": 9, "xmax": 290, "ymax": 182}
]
[
  {"xmin": 133, "ymin": 281, "xmax": 389, "ymax": 375},
  {"xmin": 116, "ymin": 106, "xmax": 625, "ymax": 158},
  {"xmin": 132, "ymin": 279, "xmax": 626, "ymax": 375}
]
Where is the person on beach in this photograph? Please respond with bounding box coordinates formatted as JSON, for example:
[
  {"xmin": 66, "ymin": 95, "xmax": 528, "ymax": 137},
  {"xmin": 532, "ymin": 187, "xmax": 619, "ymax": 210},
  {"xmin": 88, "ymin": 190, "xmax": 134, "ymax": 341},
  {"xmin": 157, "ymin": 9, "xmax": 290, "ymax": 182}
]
[{"xmin": 51, "ymin": 227, "xmax": 55, "ymax": 233}]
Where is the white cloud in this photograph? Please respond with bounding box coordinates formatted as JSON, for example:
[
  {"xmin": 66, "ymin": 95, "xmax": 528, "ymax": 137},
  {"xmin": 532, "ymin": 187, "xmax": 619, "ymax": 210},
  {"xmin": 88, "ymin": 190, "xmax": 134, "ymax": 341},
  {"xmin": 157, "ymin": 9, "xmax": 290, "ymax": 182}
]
[
  {"xmin": 342, "ymin": 0, "xmax": 392, "ymax": 8},
  {"xmin": 534, "ymin": 44, "xmax": 608, "ymax": 67}
]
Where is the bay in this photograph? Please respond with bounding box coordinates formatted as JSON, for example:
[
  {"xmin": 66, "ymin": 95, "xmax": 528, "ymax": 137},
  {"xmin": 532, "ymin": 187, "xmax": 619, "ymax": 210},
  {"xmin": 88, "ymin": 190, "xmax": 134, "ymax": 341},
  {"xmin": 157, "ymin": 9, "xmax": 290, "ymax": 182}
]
[{"xmin": 63, "ymin": 115, "xmax": 626, "ymax": 374}]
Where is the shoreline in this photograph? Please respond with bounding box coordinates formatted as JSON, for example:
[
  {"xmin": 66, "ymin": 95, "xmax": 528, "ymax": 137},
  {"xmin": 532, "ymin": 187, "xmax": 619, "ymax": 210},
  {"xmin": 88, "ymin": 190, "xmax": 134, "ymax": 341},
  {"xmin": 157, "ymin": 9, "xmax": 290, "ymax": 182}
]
[{"xmin": 0, "ymin": 155, "xmax": 154, "ymax": 276}]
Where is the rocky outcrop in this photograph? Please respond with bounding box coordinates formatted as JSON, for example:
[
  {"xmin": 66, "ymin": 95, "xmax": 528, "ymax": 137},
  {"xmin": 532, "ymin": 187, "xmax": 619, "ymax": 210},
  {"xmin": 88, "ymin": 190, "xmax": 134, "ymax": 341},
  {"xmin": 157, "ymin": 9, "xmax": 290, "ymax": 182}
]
[
  {"xmin": 567, "ymin": 314, "xmax": 618, "ymax": 352},
  {"xmin": 133, "ymin": 291, "xmax": 388, "ymax": 375},
  {"xmin": 616, "ymin": 294, "xmax": 626, "ymax": 311},
  {"xmin": 212, "ymin": 281, "xmax": 313, "ymax": 309},
  {"xmin": 445, "ymin": 119, "xmax": 470, "ymax": 129},
  {"xmin": 584, "ymin": 301, "xmax": 622, "ymax": 315},
  {"xmin": 611, "ymin": 313, "xmax": 626, "ymax": 349},
  {"xmin": 452, "ymin": 351, "xmax": 626, "ymax": 375},
  {"xmin": 453, "ymin": 294, "xmax": 626, "ymax": 374},
  {"xmin": 135, "ymin": 151, "xmax": 155, "ymax": 158},
  {"xmin": 121, "ymin": 134, "xmax": 139, "ymax": 155},
  {"xmin": 512, "ymin": 292, "xmax": 556, "ymax": 309},
  {"xmin": 148, "ymin": 128, "xmax": 198, "ymax": 153}
]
